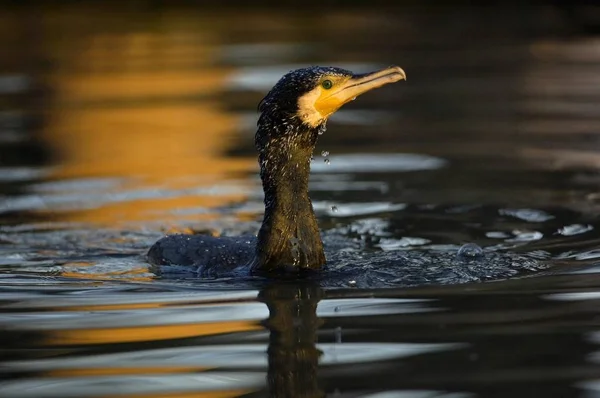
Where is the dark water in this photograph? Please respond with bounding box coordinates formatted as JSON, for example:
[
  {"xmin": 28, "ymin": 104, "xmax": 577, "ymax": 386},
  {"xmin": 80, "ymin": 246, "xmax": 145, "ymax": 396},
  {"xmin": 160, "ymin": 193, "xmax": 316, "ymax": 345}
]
[{"xmin": 2, "ymin": 3, "xmax": 600, "ymax": 397}]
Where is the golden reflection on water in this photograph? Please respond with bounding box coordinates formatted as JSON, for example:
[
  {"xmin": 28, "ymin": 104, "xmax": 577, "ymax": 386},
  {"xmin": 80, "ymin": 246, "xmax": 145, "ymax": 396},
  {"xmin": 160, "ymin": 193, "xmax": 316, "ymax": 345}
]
[
  {"xmin": 45, "ymin": 320, "xmax": 261, "ymax": 345},
  {"xmin": 37, "ymin": 20, "xmax": 266, "ymax": 349},
  {"xmin": 60, "ymin": 261, "xmax": 154, "ymax": 282},
  {"xmin": 37, "ymin": 9, "xmax": 257, "ymax": 226}
]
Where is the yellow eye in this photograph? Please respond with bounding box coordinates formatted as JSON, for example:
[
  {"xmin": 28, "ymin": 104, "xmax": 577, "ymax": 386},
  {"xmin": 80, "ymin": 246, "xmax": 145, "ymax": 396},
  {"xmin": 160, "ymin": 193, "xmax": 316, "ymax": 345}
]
[{"xmin": 321, "ymin": 80, "xmax": 333, "ymax": 90}]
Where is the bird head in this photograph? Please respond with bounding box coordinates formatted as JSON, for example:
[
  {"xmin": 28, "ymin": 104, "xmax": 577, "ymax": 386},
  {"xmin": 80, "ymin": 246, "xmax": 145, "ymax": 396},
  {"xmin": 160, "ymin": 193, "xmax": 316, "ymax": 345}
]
[{"xmin": 259, "ymin": 65, "xmax": 406, "ymax": 128}]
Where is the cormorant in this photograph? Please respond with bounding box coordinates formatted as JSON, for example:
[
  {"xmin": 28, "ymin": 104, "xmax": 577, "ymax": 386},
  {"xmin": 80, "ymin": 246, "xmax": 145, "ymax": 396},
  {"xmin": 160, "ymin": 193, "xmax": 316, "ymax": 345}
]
[{"xmin": 148, "ymin": 65, "xmax": 406, "ymax": 275}]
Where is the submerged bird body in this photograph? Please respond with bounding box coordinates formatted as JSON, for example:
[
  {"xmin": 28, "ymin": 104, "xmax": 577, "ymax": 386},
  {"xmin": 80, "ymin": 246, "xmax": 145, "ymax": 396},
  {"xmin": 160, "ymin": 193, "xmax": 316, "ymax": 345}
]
[{"xmin": 148, "ymin": 65, "xmax": 406, "ymax": 275}]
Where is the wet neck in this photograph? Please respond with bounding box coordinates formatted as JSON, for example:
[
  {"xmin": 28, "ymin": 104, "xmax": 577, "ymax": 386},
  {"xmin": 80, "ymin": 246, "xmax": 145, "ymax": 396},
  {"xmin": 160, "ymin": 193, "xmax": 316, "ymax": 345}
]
[{"xmin": 253, "ymin": 120, "xmax": 326, "ymax": 273}]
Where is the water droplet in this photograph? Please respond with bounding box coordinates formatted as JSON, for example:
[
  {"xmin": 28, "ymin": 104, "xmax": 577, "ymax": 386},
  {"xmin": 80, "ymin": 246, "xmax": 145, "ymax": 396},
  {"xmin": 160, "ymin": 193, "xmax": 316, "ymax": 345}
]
[
  {"xmin": 289, "ymin": 237, "xmax": 301, "ymax": 265},
  {"xmin": 457, "ymin": 243, "xmax": 484, "ymax": 259},
  {"xmin": 324, "ymin": 158, "xmax": 330, "ymax": 165},
  {"xmin": 348, "ymin": 280, "xmax": 357, "ymax": 287},
  {"xmin": 318, "ymin": 130, "xmax": 324, "ymax": 135},
  {"xmin": 290, "ymin": 248, "xmax": 300, "ymax": 265},
  {"xmin": 321, "ymin": 150, "xmax": 329, "ymax": 157},
  {"xmin": 335, "ymin": 326, "xmax": 342, "ymax": 343},
  {"xmin": 310, "ymin": 155, "xmax": 314, "ymax": 162},
  {"xmin": 334, "ymin": 306, "xmax": 341, "ymax": 312},
  {"xmin": 331, "ymin": 205, "xmax": 338, "ymax": 212}
]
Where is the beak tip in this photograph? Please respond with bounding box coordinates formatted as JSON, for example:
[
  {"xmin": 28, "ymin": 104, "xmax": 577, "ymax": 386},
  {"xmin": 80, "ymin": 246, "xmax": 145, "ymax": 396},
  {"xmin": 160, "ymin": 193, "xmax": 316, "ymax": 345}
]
[{"xmin": 393, "ymin": 66, "xmax": 407, "ymax": 81}]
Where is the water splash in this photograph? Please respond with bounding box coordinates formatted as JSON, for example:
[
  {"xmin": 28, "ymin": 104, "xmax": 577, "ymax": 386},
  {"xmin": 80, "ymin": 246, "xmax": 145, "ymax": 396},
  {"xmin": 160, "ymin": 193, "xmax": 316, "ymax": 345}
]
[{"xmin": 457, "ymin": 243, "xmax": 484, "ymax": 260}]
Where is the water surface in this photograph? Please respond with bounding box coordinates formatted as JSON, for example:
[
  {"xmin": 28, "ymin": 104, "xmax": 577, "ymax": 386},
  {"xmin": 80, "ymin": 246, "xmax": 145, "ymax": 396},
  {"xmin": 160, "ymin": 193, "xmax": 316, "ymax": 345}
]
[{"xmin": 2, "ymin": 3, "xmax": 600, "ymax": 397}]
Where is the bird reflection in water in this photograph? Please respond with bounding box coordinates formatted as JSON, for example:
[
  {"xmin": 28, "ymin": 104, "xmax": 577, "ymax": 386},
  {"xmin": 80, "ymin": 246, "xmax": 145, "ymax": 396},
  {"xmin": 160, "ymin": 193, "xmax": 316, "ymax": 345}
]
[{"xmin": 259, "ymin": 282, "xmax": 325, "ymax": 398}]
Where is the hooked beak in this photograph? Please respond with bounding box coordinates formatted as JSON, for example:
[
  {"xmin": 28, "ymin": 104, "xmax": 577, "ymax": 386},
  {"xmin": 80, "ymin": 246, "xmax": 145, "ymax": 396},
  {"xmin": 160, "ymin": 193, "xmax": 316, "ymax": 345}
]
[{"xmin": 316, "ymin": 66, "xmax": 406, "ymax": 118}]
